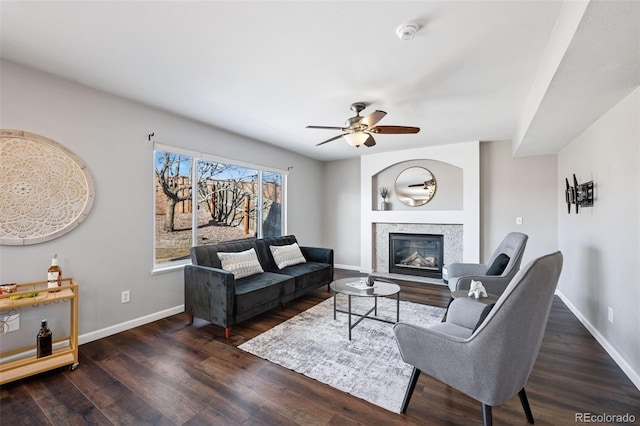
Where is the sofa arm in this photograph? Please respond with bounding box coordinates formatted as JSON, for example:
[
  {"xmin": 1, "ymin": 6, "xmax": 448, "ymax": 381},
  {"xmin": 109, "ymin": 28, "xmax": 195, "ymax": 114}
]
[
  {"xmin": 184, "ymin": 264, "xmax": 236, "ymax": 328},
  {"xmin": 300, "ymin": 246, "xmax": 334, "ymax": 265}
]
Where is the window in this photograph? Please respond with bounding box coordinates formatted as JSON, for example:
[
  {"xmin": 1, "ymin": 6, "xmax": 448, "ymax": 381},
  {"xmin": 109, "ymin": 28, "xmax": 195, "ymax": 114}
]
[
  {"xmin": 262, "ymin": 171, "xmax": 283, "ymax": 238},
  {"xmin": 153, "ymin": 146, "xmax": 286, "ymax": 268}
]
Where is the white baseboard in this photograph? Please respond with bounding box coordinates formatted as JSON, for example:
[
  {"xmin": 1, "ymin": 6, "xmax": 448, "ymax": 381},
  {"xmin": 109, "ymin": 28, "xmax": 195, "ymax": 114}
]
[
  {"xmin": 334, "ymin": 263, "xmax": 361, "ymax": 271},
  {"xmin": 555, "ymin": 290, "xmax": 640, "ymax": 391},
  {"xmin": 78, "ymin": 305, "xmax": 184, "ymax": 345}
]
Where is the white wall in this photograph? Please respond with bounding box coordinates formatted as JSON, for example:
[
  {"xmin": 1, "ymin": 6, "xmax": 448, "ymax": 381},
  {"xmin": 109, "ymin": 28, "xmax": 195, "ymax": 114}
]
[
  {"xmin": 481, "ymin": 140, "xmax": 558, "ymax": 265},
  {"xmin": 0, "ymin": 60, "xmax": 325, "ymax": 348},
  {"xmin": 557, "ymin": 88, "xmax": 640, "ymax": 388}
]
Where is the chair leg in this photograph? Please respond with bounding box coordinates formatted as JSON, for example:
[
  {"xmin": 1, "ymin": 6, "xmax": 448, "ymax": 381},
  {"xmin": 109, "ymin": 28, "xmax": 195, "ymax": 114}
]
[
  {"xmin": 188, "ymin": 314, "xmax": 194, "ymax": 325},
  {"xmin": 481, "ymin": 404, "xmax": 492, "ymax": 426},
  {"xmin": 518, "ymin": 388, "xmax": 535, "ymax": 424},
  {"xmin": 400, "ymin": 367, "xmax": 421, "ymax": 413},
  {"xmin": 225, "ymin": 327, "xmax": 231, "ymax": 339}
]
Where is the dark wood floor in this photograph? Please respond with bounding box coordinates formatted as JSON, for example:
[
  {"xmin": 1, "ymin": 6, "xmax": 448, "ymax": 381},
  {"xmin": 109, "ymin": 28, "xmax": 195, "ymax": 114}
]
[{"xmin": 1, "ymin": 269, "xmax": 638, "ymax": 425}]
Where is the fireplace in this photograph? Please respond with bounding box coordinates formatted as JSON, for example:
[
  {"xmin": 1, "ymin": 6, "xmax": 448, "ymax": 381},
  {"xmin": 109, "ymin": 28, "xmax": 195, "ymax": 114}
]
[{"xmin": 389, "ymin": 233, "xmax": 444, "ymax": 279}]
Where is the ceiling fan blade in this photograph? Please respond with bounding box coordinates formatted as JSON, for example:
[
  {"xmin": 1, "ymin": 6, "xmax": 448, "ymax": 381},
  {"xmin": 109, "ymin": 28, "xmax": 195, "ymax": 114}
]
[
  {"xmin": 315, "ymin": 133, "xmax": 348, "ymax": 146},
  {"xmin": 360, "ymin": 110, "xmax": 387, "ymax": 128},
  {"xmin": 307, "ymin": 125, "xmax": 346, "ymax": 131},
  {"xmin": 363, "ymin": 134, "xmax": 376, "ymax": 147},
  {"xmin": 371, "ymin": 125, "xmax": 420, "ymax": 134}
]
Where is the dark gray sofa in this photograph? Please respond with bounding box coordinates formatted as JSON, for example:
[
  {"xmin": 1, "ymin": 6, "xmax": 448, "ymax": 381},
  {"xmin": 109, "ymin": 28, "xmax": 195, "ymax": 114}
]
[{"xmin": 184, "ymin": 235, "xmax": 333, "ymax": 338}]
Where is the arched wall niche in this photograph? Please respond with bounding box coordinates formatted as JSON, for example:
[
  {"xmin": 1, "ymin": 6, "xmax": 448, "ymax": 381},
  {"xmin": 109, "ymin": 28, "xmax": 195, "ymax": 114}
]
[
  {"xmin": 371, "ymin": 159, "xmax": 463, "ymax": 211},
  {"xmin": 360, "ymin": 142, "xmax": 480, "ymax": 275}
]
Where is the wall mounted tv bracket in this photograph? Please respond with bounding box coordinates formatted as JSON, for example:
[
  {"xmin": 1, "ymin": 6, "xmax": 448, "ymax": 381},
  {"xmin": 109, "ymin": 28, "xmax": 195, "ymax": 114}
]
[{"xmin": 565, "ymin": 174, "xmax": 594, "ymax": 214}]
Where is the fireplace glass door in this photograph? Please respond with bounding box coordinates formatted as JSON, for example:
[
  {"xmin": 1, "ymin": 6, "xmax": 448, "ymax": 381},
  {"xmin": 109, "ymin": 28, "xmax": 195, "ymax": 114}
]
[{"xmin": 389, "ymin": 233, "xmax": 444, "ymax": 279}]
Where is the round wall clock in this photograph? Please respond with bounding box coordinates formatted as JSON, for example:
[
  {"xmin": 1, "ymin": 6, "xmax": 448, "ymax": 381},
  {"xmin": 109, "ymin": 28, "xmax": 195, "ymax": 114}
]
[{"xmin": 0, "ymin": 130, "xmax": 95, "ymax": 245}]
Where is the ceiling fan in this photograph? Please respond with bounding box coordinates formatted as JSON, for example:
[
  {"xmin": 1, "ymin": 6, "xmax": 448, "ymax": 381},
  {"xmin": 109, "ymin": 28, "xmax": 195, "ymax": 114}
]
[{"xmin": 307, "ymin": 102, "xmax": 420, "ymax": 148}]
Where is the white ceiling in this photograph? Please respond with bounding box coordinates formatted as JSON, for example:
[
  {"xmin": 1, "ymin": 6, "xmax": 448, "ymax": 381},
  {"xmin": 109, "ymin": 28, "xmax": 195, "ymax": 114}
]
[{"xmin": 1, "ymin": 1, "xmax": 638, "ymax": 161}]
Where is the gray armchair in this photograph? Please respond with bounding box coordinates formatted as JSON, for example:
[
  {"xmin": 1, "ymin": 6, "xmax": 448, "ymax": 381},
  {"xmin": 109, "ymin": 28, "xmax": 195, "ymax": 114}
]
[
  {"xmin": 443, "ymin": 232, "xmax": 528, "ymax": 295},
  {"xmin": 394, "ymin": 251, "xmax": 563, "ymax": 426}
]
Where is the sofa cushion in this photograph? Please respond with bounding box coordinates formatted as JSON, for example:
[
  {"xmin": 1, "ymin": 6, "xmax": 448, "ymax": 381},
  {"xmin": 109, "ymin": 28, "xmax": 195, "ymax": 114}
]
[
  {"xmin": 278, "ymin": 261, "xmax": 332, "ymax": 292},
  {"xmin": 486, "ymin": 253, "xmax": 510, "ymax": 276},
  {"xmin": 270, "ymin": 242, "xmax": 306, "ymax": 269},
  {"xmin": 217, "ymin": 248, "xmax": 264, "ymax": 279},
  {"xmin": 235, "ymin": 272, "xmax": 295, "ymax": 313}
]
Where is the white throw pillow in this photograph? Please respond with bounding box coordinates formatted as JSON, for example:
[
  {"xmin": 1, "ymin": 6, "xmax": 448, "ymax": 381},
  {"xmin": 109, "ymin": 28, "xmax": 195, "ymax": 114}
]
[
  {"xmin": 217, "ymin": 248, "xmax": 264, "ymax": 279},
  {"xmin": 270, "ymin": 242, "xmax": 307, "ymax": 269}
]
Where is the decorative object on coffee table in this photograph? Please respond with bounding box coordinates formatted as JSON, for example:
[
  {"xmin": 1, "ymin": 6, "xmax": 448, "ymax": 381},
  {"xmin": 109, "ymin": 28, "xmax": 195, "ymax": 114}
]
[{"xmin": 0, "ymin": 130, "xmax": 95, "ymax": 245}]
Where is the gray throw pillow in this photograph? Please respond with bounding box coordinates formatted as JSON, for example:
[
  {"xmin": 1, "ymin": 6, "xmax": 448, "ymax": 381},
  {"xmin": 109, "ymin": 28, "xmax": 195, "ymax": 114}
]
[{"xmin": 486, "ymin": 253, "xmax": 510, "ymax": 275}]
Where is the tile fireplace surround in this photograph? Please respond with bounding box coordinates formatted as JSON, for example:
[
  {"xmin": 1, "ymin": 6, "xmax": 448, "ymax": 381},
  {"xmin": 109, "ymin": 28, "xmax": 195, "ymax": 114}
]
[
  {"xmin": 360, "ymin": 142, "xmax": 480, "ymax": 282},
  {"xmin": 375, "ymin": 223, "xmax": 463, "ymax": 278}
]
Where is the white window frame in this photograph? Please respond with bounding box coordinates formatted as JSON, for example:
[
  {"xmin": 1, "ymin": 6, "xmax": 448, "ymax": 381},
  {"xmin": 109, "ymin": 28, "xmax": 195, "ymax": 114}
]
[{"xmin": 152, "ymin": 143, "xmax": 287, "ymax": 272}]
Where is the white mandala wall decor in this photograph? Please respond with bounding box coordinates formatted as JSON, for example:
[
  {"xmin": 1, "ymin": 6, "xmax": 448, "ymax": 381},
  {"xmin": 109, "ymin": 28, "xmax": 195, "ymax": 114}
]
[{"xmin": 1, "ymin": 130, "xmax": 95, "ymax": 245}]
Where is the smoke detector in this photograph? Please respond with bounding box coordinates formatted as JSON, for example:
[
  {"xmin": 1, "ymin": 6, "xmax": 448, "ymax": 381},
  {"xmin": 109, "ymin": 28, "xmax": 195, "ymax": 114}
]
[{"xmin": 396, "ymin": 23, "xmax": 419, "ymax": 41}]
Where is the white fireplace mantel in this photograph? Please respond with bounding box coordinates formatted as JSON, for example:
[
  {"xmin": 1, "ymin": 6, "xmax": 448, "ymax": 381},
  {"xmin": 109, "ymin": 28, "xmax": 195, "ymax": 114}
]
[{"xmin": 360, "ymin": 141, "xmax": 480, "ymax": 274}]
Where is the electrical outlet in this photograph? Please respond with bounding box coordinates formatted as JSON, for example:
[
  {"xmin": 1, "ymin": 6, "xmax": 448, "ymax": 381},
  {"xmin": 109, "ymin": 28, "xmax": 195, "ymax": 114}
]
[
  {"xmin": 608, "ymin": 307, "xmax": 613, "ymax": 323},
  {"xmin": 121, "ymin": 290, "xmax": 130, "ymax": 304},
  {"xmin": 1, "ymin": 313, "xmax": 20, "ymax": 333},
  {"xmin": 516, "ymin": 217, "xmax": 523, "ymax": 225}
]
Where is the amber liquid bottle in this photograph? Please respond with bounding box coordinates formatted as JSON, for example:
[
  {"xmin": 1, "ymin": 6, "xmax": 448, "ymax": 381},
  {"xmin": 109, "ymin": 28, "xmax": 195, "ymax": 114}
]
[
  {"xmin": 47, "ymin": 254, "xmax": 62, "ymax": 291},
  {"xmin": 37, "ymin": 320, "xmax": 52, "ymax": 358}
]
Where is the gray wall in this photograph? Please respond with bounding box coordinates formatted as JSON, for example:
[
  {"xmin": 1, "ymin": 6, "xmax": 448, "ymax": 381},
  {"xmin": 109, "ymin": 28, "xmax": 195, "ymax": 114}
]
[
  {"xmin": 557, "ymin": 87, "xmax": 640, "ymax": 386},
  {"xmin": 322, "ymin": 159, "xmax": 361, "ymax": 269},
  {"xmin": 0, "ymin": 60, "xmax": 325, "ymax": 347},
  {"xmin": 480, "ymin": 140, "xmax": 558, "ymax": 265}
]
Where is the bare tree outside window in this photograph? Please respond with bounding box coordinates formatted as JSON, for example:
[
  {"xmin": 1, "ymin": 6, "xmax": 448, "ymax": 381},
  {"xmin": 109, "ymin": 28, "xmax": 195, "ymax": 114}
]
[
  {"xmin": 154, "ymin": 149, "xmax": 285, "ymax": 266},
  {"xmin": 196, "ymin": 160, "xmax": 258, "ymax": 245},
  {"xmin": 154, "ymin": 151, "xmax": 193, "ymax": 262}
]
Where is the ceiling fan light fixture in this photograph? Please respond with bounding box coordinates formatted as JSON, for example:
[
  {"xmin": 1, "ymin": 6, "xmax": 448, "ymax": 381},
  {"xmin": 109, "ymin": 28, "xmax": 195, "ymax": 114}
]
[
  {"xmin": 308, "ymin": 102, "xmax": 419, "ymax": 148},
  {"xmin": 343, "ymin": 132, "xmax": 370, "ymax": 147}
]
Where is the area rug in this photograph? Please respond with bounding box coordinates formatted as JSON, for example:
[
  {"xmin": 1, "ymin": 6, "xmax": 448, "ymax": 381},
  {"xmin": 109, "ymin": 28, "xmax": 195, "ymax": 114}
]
[{"xmin": 238, "ymin": 295, "xmax": 445, "ymax": 413}]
